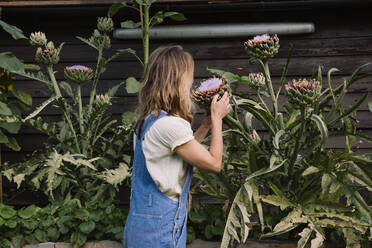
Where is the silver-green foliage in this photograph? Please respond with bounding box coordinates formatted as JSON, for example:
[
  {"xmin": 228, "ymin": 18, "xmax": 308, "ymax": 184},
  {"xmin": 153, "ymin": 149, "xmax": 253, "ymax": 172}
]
[
  {"xmin": 195, "ymin": 42, "xmax": 372, "ymax": 247},
  {"xmin": 0, "ymin": 16, "xmax": 136, "ymax": 204}
]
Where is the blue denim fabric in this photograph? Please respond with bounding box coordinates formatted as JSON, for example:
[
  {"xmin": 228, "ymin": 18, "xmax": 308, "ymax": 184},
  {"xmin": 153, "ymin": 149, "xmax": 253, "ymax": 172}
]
[{"xmin": 123, "ymin": 112, "xmax": 193, "ymax": 248}]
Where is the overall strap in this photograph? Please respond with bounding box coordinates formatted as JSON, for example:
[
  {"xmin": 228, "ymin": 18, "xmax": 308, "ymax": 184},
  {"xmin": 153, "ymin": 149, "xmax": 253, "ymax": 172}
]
[{"xmin": 136, "ymin": 112, "xmax": 168, "ymax": 141}]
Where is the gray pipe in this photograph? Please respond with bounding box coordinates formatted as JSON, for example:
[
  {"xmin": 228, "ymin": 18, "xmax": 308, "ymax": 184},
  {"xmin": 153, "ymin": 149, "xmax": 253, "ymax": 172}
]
[{"xmin": 113, "ymin": 23, "xmax": 314, "ymax": 40}]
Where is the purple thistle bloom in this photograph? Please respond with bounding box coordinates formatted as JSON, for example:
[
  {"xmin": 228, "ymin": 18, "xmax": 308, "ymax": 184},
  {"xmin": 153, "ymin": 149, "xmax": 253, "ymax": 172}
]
[
  {"xmin": 198, "ymin": 77, "xmax": 223, "ymax": 92},
  {"xmin": 69, "ymin": 65, "xmax": 89, "ymax": 70},
  {"xmin": 253, "ymin": 34, "xmax": 270, "ymax": 42}
]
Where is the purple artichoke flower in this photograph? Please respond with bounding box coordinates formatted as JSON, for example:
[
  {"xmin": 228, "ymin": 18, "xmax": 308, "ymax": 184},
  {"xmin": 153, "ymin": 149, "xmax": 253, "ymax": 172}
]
[
  {"xmin": 192, "ymin": 76, "xmax": 231, "ymax": 110},
  {"xmin": 244, "ymin": 34, "xmax": 280, "ymax": 60},
  {"xmin": 198, "ymin": 77, "xmax": 223, "ymax": 92}
]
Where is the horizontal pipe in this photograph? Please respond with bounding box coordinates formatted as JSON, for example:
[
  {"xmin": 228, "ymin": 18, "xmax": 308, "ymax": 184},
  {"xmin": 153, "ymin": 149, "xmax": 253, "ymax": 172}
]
[{"xmin": 113, "ymin": 23, "xmax": 315, "ymax": 40}]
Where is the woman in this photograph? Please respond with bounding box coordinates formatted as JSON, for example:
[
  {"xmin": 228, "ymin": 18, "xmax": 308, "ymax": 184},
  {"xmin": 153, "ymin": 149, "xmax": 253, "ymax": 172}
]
[{"xmin": 123, "ymin": 45, "xmax": 230, "ymax": 248}]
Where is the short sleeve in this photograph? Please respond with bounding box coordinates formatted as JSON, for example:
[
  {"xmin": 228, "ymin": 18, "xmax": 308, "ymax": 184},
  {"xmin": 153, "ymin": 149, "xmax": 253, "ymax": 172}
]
[{"xmin": 149, "ymin": 116, "xmax": 194, "ymax": 152}]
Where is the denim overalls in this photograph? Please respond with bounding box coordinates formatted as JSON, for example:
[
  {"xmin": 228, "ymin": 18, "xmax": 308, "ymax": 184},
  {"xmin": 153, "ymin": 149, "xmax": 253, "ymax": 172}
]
[{"xmin": 123, "ymin": 112, "xmax": 193, "ymax": 248}]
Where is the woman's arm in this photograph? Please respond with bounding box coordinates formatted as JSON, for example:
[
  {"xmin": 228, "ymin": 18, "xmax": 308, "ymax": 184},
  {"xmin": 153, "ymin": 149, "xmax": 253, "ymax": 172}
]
[
  {"xmin": 193, "ymin": 113, "xmax": 211, "ymax": 143},
  {"xmin": 175, "ymin": 93, "xmax": 230, "ymax": 173}
]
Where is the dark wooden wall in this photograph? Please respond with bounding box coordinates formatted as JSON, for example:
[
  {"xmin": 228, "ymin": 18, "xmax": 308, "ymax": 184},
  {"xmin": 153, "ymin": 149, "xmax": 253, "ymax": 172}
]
[{"xmin": 1, "ymin": 1, "xmax": 372, "ymax": 205}]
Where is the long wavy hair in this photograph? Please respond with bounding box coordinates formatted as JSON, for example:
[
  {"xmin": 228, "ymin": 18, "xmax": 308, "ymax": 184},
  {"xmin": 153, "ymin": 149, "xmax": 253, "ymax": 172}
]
[{"xmin": 134, "ymin": 45, "xmax": 195, "ymax": 138}]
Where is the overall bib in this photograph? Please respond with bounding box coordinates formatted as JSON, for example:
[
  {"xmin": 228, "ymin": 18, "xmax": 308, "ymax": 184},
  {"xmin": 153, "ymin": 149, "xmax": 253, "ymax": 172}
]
[{"xmin": 123, "ymin": 112, "xmax": 193, "ymax": 248}]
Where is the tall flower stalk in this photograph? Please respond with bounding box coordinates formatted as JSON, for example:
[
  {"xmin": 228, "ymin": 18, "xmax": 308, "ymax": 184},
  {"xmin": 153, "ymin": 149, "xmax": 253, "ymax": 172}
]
[
  {"xmin": 108, "ymin": 0, "xmax": 186, "ymax": 93},
  {"xmin": 142, "ymin": 3, "xmax": 150, "ymax": 72},
  {"xmin": 261, "ymin": 60, "xmax": 278, "ymax": 118}
]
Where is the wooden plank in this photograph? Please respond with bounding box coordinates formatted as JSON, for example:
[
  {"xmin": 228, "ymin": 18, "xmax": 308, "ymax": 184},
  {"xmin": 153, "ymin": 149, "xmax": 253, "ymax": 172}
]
[
  {"xmin": 4, "ymin": 121, "xmax": 372, "ymax": 152},
  {"xmin": 4, "ymin": 36, "xmax": 372, "ymax": 63},
  {"xmin": 15, "ymin": 91, "xmax": 372, "ymax": 117},
  {"xmin": 2, "ymin": 5, "xmax": 372, "ymax": 46},
  {"xmin": 7, "ymin": 55, "xmax": 372, "ymax": 84},
  {"xmin": 12, "ymin": 75, "xmax": 372, "ymax": 100},
  {"xmin": 11, "ymin": 108, "xmax": 372, "ymax": 136}
]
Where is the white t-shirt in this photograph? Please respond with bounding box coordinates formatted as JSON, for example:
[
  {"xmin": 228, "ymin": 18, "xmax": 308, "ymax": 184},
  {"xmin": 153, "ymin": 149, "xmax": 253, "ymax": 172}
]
[{"xmin": 133, "ymin": 111, "xmax": 194, "ymax": 202}]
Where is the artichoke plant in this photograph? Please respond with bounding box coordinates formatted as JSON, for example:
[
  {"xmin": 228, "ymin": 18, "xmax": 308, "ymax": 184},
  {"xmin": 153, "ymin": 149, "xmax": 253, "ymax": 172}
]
[
  {"xmin": 0, "ymin": 16, "xmax": 136, "ymax": 206},
  {"xmin": 192, "ymin": 76, "xmax": 231, "ymax": 109},
  {"xmin": 244, "ymin": 34, "xmax": 280, "ymax": 60},
  {"xmin": 192, "ymin": 34, "xmax": 372, "ymax": 248}
]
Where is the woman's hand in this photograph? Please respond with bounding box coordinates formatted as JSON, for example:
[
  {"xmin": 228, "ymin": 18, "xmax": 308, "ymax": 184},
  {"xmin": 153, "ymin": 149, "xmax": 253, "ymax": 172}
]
[
  {"xmin": 174, "ymin": 92, "xmax": 230, "ymax": 173},
  {"xmin": 211, "ymin": 92, "xmax": 231, "ymax": 122}
]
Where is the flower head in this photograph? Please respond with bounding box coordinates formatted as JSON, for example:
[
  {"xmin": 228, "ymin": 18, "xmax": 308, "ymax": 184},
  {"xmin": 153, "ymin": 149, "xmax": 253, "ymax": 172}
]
[
  {"xmin": 29, "ymin": 31, "xmax": 47, "ymax": 46},
  {"xmin": 244, "ymin": 34, "xmax": 280, "ymax": 60},
  {"xmin": 247, "ymin": 72, "xmax": 265, "ymax": 90},
  {"xmin": 192, "ymin": 76, "xmax": 230, "ymax": 110},
  {"xmin": 198, "ymin": 77, "xmax": 223, "ymax": 92},
  {"xmin": 46, "ymin": 41, "xmax": 55, "ymax": 50},
  {"xmin": 64, "ymin": 65, "xmax": 93, "ymax": 84},
  {"xmin": 97, "ymin": 17, "xmax": 114, "ymax": 33},
  {"xmin": 285, "ymin": 78, "xmax": 321, "ymax": 108},
  {"xmin": 89, "ymin": 29, "xmax": 111, "ymax": 50},
  {"xmin": 253, "ymin": 34, "xmax": 270, "ymax": 42},
  {"xmin": 95, "ymin": 93, "xmax": 111, "ymax": 105},
  {"xmin": 35, "ymin": 47, "xmax": 60, "ymax": 65}
]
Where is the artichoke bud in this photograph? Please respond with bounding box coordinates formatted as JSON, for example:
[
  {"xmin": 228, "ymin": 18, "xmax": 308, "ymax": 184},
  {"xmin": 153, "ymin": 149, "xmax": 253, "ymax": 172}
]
[
  {"xmin": 29, "ymin": 31, "xmax": 47, "ymax": 46},
  {"xmin": 46, "ymin": 41, "xmax": 55, "ymax": 50},
  {"xmin": 191, "ymin": 76, "xmax": 230, "ymax": 110},
  {"xmin": 95, "ymin": 93, "xmax": 111, "ymax": 105},
  {"xmin": 244, "ymin": 34, "xmax": 280, "ymax": 61},
  {"xmin": 89, "ymin": 31, "xmax": 111, "ymax": 49},
  {"xmin": 103, "ymin": 34, "xmax": 111, "ymax": 50},
  {"xmin": 93, "ymin": 29, "xmax": 101, "ymax": 38},
  {"xmin": 64, "ymin": 65, "xmax": 94, "ymax": 84},
  {"xmin": 247, "ymin": 72, "xmax": 265, "ymax": 90},
  {"xmin": 285, "ymin": 78, "xmax": 321, "ymax": 108},
  {"xmin": 35, "ymin": 47, "xmax": 59, "ymax": 65},
  {"xmin": 97, "ymin": 17, "xmax": 114, "ymax": 33}
]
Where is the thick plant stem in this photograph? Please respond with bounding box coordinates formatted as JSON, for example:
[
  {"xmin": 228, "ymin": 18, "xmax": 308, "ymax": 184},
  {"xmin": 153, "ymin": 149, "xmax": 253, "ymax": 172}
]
[
  {"xmin": 46, "ymin": 66, "xmax": 62, "ymax": 98},
  {"xmin": 77, "ymin": 85, "xmax": 84, "ymax": 135},
  {"xmin": 224, "ymin": 113, "xmax": 264, "ymax": 154},
  {"xmin": 257, "ymin": 90, "xmax": 270, "ymax": 113},
  {"xmin": 262, "ymin": 61, "xmax": 278, "ymax": 119},
  {"xmin": 142, "ymin": 4, "xmax": 150, "ymax": 73},
  {"xmin": 63, "ymin": 108, "xmax": 81, "ymax": 153},
  {"xmin": 47, "ymin": 66, "xmax": 80, "ymax": 153},
  {"xmin": 88, "ymin": 49, "xmax": 103, "ymax": 113},
  {"xmin": 290, "ymin": 108, "xmax": 306, "ymax": 172}
]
